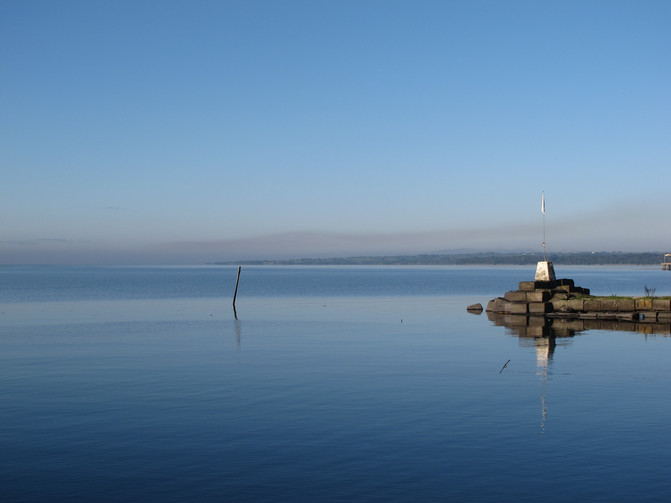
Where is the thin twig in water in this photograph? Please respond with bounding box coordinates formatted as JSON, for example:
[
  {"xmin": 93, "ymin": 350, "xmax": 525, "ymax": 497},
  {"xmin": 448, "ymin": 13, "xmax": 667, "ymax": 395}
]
[{"xmin": 499, "ymin": 359, "xmax": 510, "ymax": 374}]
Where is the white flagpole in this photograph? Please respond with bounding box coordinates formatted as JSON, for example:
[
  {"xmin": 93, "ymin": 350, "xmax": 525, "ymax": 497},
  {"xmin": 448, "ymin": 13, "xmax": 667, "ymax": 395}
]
[{"xmin": 542, "ymin": 191, "xmax": 546, "ymax": 261}]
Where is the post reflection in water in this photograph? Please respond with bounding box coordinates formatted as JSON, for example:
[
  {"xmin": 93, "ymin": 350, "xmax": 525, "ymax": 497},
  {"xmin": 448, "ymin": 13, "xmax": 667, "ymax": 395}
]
[{"xmin": 234, "ymin": 318, "xmax": 241, "ymax": 349}]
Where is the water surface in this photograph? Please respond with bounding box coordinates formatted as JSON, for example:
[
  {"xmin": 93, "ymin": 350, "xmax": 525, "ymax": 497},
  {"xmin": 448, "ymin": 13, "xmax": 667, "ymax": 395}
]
[{"xmin": 2, "ymin": 266, "xmax": 670, "ymax": 501}]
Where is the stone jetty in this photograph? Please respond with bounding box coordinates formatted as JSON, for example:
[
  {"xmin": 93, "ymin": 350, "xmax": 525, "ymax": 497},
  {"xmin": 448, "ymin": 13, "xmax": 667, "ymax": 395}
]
[{"xmin": 485, "ymin": 261, "xmax": 671, "ymax": 328}]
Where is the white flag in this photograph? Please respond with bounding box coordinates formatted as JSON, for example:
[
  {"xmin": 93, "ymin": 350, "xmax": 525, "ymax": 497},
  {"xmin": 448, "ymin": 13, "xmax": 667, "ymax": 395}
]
[{"xmin": 541, "ymin": 192, "xmax": 545, "ymax": 214}]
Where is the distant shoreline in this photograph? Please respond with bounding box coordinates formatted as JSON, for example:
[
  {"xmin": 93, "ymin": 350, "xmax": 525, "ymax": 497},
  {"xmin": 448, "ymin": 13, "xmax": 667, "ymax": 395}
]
[{"xmin": 211, "ymin": 251, "xmax": 668, "ymax": 267}]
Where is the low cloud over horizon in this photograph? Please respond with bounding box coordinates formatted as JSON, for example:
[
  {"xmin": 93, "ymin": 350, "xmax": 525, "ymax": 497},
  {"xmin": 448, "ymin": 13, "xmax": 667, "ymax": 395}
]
[{"xmin": 3, "ymin": 206, "xmax": 668, "ymax": 265}]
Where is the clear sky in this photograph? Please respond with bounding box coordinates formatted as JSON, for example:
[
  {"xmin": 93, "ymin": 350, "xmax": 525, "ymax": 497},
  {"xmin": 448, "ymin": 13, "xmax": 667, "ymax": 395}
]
[{"xmin": 2, "ymin": 0, "xmax": 670, "ymax": 264}]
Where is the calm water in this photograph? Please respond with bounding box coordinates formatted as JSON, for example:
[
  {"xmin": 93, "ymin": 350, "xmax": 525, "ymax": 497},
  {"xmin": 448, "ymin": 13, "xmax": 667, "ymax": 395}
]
[{"xmin": 2, "ymin": 265, "xmax": 671, "ymax": 502}]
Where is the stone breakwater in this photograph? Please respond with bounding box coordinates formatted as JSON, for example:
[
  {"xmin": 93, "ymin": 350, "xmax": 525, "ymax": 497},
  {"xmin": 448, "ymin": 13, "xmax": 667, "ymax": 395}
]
[{"xmin": 486, "ymin": 278, "xmax": 671, "ymax": 324}]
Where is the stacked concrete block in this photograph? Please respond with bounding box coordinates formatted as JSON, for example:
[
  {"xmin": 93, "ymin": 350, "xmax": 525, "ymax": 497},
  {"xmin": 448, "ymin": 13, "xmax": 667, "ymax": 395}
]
[
  {"xmin": 487, "ymin": 278, "xmax": 589, "ymax": 315},
  {"xmin": 485, "ymin": 275, "xmax": 671, "ymax": 328}
]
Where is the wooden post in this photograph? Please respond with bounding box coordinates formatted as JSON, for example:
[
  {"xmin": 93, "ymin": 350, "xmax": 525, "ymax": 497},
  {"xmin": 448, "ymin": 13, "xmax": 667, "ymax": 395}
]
[{"xmin": 233, "ymin": 266, "xmax": 241, "ymax": 314}]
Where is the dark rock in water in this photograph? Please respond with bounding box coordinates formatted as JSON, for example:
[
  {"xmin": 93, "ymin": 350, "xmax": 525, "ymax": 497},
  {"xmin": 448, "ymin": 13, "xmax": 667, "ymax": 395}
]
[{"xmin": 467, "ymin": 303, "xmax": 483, "ymax": 313}]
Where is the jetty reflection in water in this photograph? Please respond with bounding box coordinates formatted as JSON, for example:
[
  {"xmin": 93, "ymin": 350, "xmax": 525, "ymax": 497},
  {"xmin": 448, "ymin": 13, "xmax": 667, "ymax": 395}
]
[
  {"xmin": 487, "ymin": 311, "xmax": 671, "ymax": 339},
  {"xmin": 487, "ymin": 313, "xmax": 564, "ymax": 434},
  {"xmin": 487, "ymin": 312, "xmax": 671, "ymax": 435}
]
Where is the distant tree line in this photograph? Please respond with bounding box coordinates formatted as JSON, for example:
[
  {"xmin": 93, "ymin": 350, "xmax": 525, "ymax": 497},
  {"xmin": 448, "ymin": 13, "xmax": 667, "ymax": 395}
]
[{"xmin": 214, "ymin": 251, "xmax": 667, "ymax": 266}]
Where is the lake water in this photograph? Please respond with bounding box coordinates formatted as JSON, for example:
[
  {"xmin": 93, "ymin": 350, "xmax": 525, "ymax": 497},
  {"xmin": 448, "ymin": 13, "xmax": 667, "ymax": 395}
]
[{"xmin": 2, "ymin": 265, "xmax": 671, "ymax": 502}]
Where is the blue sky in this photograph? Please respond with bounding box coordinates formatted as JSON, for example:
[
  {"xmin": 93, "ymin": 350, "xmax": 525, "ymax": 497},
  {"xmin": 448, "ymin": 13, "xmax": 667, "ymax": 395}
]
[{"xmin": 2, "ymin": 0, "xmax": 670, "ymax": 264}]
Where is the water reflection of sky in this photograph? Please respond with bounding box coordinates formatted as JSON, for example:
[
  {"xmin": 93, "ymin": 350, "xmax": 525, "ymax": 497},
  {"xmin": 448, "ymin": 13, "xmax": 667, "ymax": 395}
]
[{"xmin": 4, "ymin": 294, "xmax": 671, "ymax": 501}]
